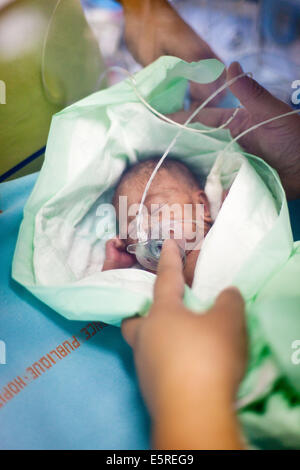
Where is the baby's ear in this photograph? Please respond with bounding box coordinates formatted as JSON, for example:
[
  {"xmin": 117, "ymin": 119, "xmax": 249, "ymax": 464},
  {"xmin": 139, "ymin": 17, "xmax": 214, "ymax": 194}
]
[{"xmin": 193, "ymin": 189, "xmax": 212, "ymax": 224}]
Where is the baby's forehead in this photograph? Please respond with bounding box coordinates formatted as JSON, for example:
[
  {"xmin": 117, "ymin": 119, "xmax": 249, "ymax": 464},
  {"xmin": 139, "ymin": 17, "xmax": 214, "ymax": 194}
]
[
  {"xmin": 123, "ymin": 173, "xmax": 188, "ymax": 204},
  {"xmin": 122, "ymin": 167, "xmax": 183, "ymax": 192},
  {"xmin": 113, "ymin": 158, "xmax": 200, "ymax": 210}
]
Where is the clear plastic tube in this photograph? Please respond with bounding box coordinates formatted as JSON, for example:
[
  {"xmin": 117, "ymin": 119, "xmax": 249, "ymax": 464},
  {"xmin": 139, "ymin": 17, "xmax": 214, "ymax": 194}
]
[
  {"xmin": 134, "ymin": 70, "xmax": 250, "ymax": 240},
  {"xmin": 98, "ymin": 65, "xmax": 245, "ymax": 135},
  {"xmin": 98, "ymin": 65, "xmax": 278, "ymax": 241},
  {"xmin": 222, "ymin": 108, "xmax": 300, "ymax": 154},
  {"xmin": 98, "ymin": 64, "xmax": 249, "ymax": 240},
  {"xmin": 41, "ymin": 0, "xmax": 62, "ymax": 104},
  {"xmin": 136, "ymin": 89, "xmax": 300, "ymax": 241}
]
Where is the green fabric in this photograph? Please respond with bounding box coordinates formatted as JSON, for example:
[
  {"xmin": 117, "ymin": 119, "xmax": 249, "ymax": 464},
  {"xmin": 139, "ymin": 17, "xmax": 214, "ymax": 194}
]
[
  {"xmin": 0, "ymin": 0, "xmax": 104, "ymax": 178},
  {"xmin": 12, "ymin": 56, "xmax": 300, "ymax": 448}
]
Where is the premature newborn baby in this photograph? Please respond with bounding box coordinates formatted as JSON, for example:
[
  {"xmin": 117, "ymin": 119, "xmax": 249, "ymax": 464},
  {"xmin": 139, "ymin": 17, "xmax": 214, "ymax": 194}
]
[{"xmin": 102, "ymin": 157, "xmax": 213, "ymax": 286}]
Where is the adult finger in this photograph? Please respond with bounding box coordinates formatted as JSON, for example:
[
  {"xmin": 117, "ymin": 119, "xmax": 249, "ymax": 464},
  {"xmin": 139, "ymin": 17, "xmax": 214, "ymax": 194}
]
[
  {"xmin": 169, "ymin": 105, "xmax": 229, "ymax": 126},
  {"xmin": 121, "ymin": 315, "xmax": 144, "ymax": 348},
  {"xmin": 152, "ymin": 239, "xmax": 185, "ymax": 310},
  {"xmin": 168, "ymin": 105, "xmax": 246, "ymax": 139},
  {"xmin": 210, "ymin": 287, "xmax": 246, "ymax": 336},
  {"xmin": 213, "ymin": 287, "xmax": 245, "ymax": 316},
  {"xmin": 228, "ymin": 62, "xmax": 291, "ymax": 119}
]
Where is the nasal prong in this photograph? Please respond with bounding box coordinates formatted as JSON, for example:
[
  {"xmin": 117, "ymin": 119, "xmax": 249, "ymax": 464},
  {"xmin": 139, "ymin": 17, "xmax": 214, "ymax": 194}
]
[{"xmin": 127, "ymin": 244, "xmax": 137, "ymax": 255}]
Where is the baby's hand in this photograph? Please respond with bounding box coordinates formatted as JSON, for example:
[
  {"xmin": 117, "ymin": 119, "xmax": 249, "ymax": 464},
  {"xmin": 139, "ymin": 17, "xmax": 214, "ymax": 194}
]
[{"xmin": 102, "ymin": 237, "xmax": 136, "ymax": 271}]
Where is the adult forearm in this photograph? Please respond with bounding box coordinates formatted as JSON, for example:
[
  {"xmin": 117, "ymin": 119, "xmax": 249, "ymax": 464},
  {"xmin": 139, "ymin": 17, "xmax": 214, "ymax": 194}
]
[{"xmin": 152, "ymin": 383, "xmax": 244, "ymax": 450}]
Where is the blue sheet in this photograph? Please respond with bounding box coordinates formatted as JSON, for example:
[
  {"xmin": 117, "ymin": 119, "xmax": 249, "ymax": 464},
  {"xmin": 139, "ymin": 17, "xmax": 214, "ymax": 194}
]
[{"xmin": 0, "ymin": 173, "xmax": 150, "ymax": 450}]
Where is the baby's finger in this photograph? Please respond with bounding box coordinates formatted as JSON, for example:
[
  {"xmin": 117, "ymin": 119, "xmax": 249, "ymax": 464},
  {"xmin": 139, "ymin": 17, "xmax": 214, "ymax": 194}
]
[
  {"xmin": 114, "ymin": 237, "xmax": 126, "ymax": 250},
  {"xmin": 152, "ymin": 239, "xmax": 185, "ymax": 311},
  {"xmin": 105, "ymin": 238, "xmax": 116, "ymax": 253}
]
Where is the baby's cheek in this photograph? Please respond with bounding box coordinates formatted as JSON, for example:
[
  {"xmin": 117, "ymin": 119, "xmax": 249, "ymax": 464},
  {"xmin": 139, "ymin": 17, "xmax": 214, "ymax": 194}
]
[{"xmin": 183, "ymin": 251, "xmax": 200, "ymax": 287}]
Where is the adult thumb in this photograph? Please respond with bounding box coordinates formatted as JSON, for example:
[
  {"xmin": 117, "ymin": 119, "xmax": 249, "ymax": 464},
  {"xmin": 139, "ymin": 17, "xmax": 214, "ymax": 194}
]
[{"xmin": 228, "ymin": 62, "xmax": 291, "ymax": 119}]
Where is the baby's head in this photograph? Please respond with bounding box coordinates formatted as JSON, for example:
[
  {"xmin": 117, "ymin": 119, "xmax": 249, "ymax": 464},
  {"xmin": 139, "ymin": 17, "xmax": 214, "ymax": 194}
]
[{"xmin": 112, "ymin": 157, "xmax": 212, "ymax": 285}]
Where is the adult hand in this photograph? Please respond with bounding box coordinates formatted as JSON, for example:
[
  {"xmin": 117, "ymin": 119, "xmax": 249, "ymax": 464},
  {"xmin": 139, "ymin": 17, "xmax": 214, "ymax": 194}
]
[
  {"xmin": 172, "ymin": 62, "xmax": 300, "ymax": 200},
  {"xmin": 122, "ymin": 239, "xmax": 247, "ymax": 449},
  {"xmin": 119, "ymin": 0, "xmax": 225, "ymax": 102}
]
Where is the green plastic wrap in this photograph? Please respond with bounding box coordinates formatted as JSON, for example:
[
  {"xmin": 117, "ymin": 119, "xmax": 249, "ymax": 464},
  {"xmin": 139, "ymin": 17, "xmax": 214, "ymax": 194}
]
[{"xmin": 12, "ymin": 56, "xmax": 300, "ymax": 448}]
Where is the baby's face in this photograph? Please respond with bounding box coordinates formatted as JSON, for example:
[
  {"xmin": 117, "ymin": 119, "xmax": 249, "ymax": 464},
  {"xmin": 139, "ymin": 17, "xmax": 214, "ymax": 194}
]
[
  {"xmin": 115, "ymin": 168, "xmax": 212, "ymax": 286},
  {"xmin": 119, "ymin": 170, "xmax": 199, "ymax": 238}
]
